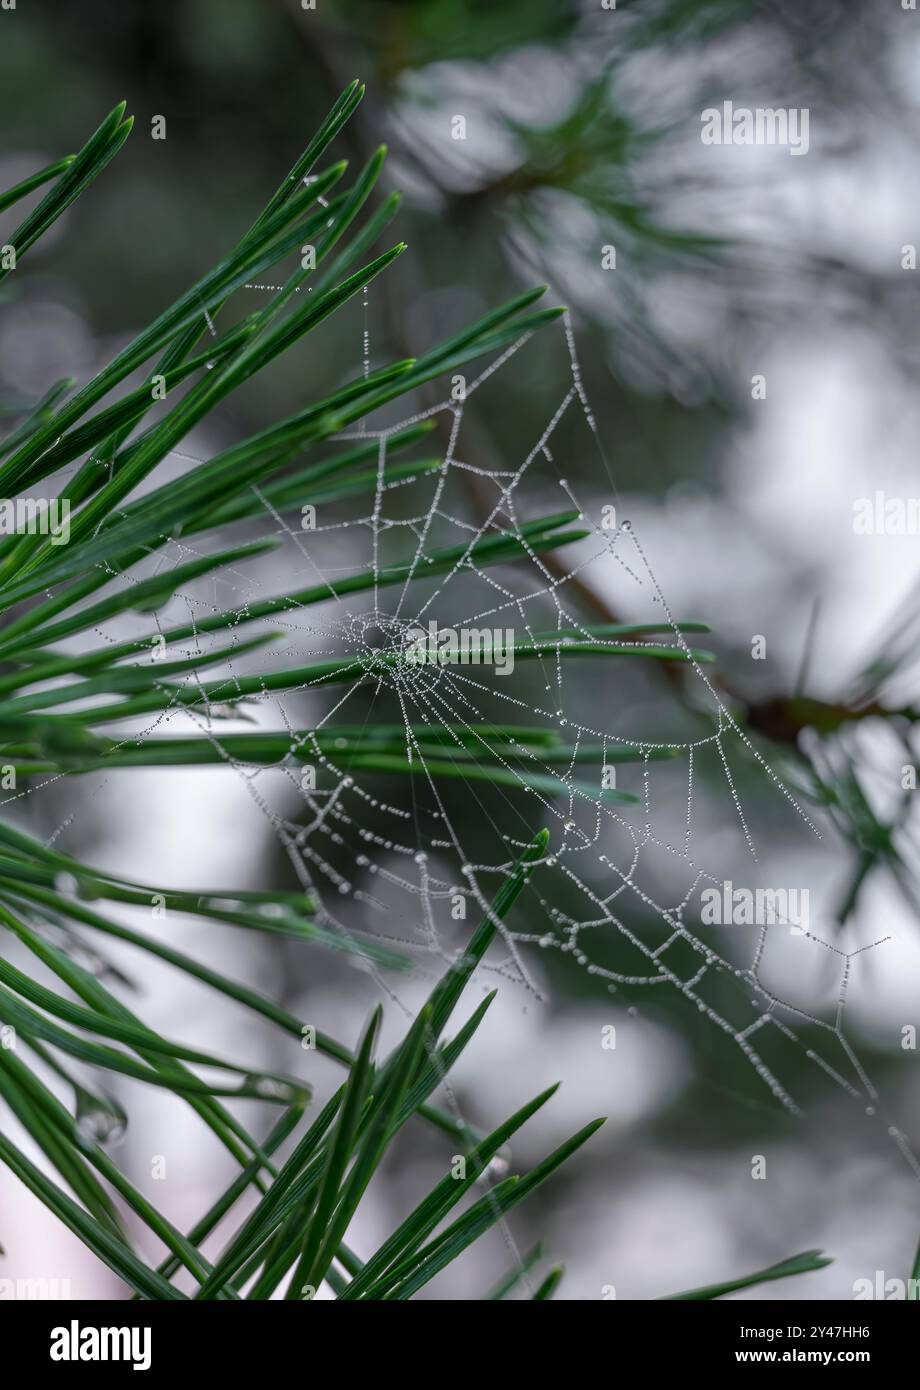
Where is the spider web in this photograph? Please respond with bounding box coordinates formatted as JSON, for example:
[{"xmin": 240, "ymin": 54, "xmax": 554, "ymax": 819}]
[
  {"xmin": 17, "ymin": 286, "xmax": 920, "ymax": 1280},
  {"xmin": 184, "ymin": 296, "xmax": 919, "ymax": 1168}
]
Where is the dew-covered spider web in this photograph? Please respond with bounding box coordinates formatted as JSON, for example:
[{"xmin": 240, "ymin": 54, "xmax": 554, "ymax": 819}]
[{"xmin": 24, "ymin": 289, "xmax": 920, "ymax": 1205}]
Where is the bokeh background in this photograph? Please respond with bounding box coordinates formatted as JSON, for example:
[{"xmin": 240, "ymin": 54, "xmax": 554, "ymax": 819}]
[{"xmin": 3, "ymin": 0, "xmax": 920, "ymax": 1300}]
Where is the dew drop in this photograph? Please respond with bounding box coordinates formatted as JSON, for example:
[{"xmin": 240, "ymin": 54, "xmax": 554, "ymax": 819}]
[{"xmin": 76, "ymin": 1092, "xmax": 127, "ymax": 1150}]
